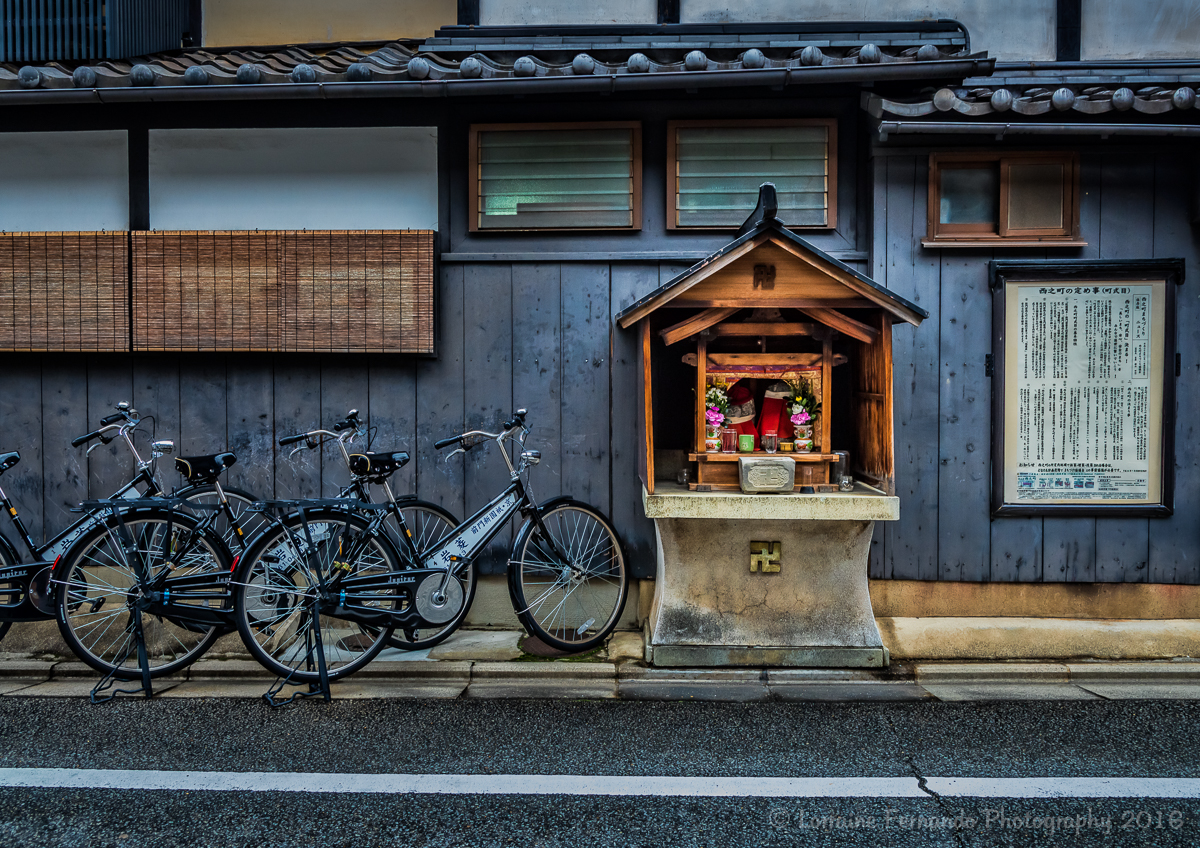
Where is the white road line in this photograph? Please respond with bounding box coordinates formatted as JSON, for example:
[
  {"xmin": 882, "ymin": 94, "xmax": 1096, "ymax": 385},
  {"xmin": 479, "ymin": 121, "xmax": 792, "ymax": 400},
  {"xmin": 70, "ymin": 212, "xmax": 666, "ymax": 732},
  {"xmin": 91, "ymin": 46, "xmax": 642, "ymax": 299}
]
[{"xmin": 1, "ymin": 770, "xmax": 1199, "ymax": 798}]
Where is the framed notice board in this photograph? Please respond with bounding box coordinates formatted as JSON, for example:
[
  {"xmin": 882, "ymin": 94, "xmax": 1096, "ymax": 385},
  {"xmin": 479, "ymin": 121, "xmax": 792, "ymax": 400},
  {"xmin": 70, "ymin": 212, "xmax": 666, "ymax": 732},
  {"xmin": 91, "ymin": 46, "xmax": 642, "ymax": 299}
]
[{"xmin": 990, "ymin": 260, "xmax": 1184, "ymax": 517}]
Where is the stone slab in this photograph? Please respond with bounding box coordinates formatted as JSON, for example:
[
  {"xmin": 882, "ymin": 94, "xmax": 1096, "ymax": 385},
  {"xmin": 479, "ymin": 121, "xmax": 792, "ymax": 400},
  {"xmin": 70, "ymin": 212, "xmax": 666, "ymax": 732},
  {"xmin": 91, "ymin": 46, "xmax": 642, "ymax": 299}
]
[
  {"xmin": 9, "ymin": 678, "xmax": 183, "ymax": 698},
  {"xmin": 1067, "ymin": 662, "xmax": 1200, "ymax": 681},
  {"xmin": 334, "ymin": 679, "xmax": 470, "ymax": 699},
  {"xmin": 0, "ymin": 680, "xmax": 41, "ymax": 695},
  {"xmin": 652, "ymin": 646, "xmax": 888, "ymax": 668},
  {"xmin": 606, "ymin": 631, "xmax": 645, "ymax": 664},
  {"xmin": 1076, "ymin": 683, "xmax": 1200, "ymax": 700},
  {"xmin": 922, "ymin": 683, "xmax": 1099, "ymax": 702},
  {"xmin": 618, "ymin": 667, "xmax": 769, "ymax": 702},
  {"xmin": 769, "ymin": 682, "xmax": 932, "ymax": 702},
  {"xmin": 186, "ymin": 659, "xmax": 276, "ymax": 679},
  {"xmin": 158, "ymin": 681, "xmax": 275, "ymax": 699},
  {"xmin": 644, "ymin": 482, "xmax": 899, "ymax": 521},
  {"xmin": 356, "ymin": 661, "xmax": 472, "ymax": 680},
  {"xmin": 467, "ymin": 662, "xmax": 617, "ymax": 700},
  {"xmin": 0, "ymin": 660, "xmax": 53, "ymax": 679},
  {"xmin": 428, "ymin": 631, "xmax": 523, "ymax": 661},
  {"xmin": 916, "ymin": 663, "xmax": 1072, "ymax": 683}
]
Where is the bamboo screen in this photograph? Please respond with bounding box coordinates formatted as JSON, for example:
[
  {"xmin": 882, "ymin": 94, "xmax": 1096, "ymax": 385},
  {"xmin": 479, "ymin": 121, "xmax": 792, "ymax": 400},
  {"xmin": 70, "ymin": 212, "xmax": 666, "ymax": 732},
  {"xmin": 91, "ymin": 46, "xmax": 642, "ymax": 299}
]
[
  {"xmin": 0, "ymin": 232, "xmax": 129, "ymax": 352},
  {"xmin": 133, "ymin": 230, "xmax": 434, "ymax": 354}
]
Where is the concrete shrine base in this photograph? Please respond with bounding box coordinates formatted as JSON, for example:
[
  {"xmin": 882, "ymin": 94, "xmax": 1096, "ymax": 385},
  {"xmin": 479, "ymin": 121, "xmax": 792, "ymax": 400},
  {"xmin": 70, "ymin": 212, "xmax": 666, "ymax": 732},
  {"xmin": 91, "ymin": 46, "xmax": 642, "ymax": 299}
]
[{"xmin": 643, "ymin": 483, "xmax": 900, "ymax": 668}]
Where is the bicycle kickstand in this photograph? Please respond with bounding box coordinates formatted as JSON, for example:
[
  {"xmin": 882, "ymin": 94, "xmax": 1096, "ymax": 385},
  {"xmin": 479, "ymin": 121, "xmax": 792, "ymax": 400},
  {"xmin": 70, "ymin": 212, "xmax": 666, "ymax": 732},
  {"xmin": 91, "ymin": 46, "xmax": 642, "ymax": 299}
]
[
  {"xmin": 90, "ymin": 606, "xmax": 154, "ymax": 703},
  {"xmin": 263, "ymin": 595, "xmax": 333, "ymax": 708}
]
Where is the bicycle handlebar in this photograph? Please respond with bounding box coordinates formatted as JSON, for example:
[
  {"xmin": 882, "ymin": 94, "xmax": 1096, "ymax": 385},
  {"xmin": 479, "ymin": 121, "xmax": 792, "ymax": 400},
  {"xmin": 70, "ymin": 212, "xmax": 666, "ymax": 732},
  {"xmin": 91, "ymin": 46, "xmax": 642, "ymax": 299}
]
[
  {"xmin": 278, "ymin": 433, "xmax": 308, "ymax": 447},
  {"xmin": 71, "ymin": 430, "xmax": 104, "ymax": 448},
  {"xmin": 434, "ymin": 435, "xmax": 462, "ymax": 450}
]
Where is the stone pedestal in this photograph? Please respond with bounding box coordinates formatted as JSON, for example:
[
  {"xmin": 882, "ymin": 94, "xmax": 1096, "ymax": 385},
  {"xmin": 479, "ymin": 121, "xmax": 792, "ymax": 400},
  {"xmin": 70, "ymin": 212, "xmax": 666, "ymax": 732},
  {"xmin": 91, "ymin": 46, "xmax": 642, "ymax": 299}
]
[{"xmin": 643, "ymin": 483, "xmax": 899, "ymax": 668}]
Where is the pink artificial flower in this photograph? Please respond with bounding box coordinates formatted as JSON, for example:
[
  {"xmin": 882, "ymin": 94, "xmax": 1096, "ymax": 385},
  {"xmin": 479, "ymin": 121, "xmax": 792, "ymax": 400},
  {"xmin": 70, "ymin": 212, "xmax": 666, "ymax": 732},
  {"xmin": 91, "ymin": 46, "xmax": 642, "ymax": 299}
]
[
  {"xmin": 790, "ymin": 409, "xmax": 811, "ymax": 427},
  {"xmin": 705, "ymin": 405, "xmax": 724, "ymax": 426}
]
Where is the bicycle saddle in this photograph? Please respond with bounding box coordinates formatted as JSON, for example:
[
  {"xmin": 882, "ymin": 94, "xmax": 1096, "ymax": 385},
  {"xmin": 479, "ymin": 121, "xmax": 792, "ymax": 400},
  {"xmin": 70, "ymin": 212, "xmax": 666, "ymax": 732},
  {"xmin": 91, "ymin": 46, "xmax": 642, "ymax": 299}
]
[
  {"xmin": 175, "ymin": 452, "xmax": 237, "ymax": 485},
  {"xmin": 349, "ymin": 451, "xmax": 409, "ymax": 479},
  {"xmin": 0, "ymin": 451, "xmax": 19, "ymax": 473}
]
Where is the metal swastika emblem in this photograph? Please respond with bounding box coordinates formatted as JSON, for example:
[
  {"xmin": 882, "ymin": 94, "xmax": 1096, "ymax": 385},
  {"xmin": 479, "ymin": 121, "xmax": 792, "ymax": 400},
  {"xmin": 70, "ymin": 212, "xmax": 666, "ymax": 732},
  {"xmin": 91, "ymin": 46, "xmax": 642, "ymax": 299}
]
[{"xmin": 749, "ymin": 541, "xmax": 781, "ymax": 573}]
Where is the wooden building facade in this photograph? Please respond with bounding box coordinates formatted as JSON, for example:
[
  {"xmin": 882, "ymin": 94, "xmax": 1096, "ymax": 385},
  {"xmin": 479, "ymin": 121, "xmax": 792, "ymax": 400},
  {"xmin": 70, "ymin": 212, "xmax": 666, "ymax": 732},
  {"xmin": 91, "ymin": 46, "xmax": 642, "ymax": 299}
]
[{"xmin": 0, "ymin": 18, "xmax": 1197, "ymax": 594}]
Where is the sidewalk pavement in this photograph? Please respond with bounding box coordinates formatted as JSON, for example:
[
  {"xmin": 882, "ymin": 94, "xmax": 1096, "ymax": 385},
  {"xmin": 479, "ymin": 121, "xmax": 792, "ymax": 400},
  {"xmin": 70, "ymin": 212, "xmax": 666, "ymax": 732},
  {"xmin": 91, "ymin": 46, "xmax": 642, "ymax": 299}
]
[{"xmin": 2, "ymin": 630, "xmax": 1199, "ymax": 702}]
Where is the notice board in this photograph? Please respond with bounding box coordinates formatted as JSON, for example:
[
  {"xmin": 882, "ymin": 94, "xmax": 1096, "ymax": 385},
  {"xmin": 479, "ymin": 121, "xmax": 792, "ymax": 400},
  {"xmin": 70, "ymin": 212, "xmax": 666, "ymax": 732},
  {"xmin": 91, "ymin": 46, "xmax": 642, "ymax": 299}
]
[{"xmin": 990, "ymin": 260, "xmax": 1183, "ymax": 517}]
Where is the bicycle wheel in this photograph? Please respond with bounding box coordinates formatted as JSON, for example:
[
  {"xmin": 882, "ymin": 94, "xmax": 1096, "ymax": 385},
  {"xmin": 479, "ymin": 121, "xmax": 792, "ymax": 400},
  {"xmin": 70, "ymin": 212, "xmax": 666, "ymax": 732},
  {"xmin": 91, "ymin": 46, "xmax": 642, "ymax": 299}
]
[
  {"xmin": 509, "ymin": 500, "xmax": 628, "ymax": 653},
  {"xmin": 179, "ymin": 485, "xmax": 267, "ymax": 554},
  {"xmin": 55, "ymin": 509, "xmax": 228, "ymax": 679},
  {"xmin": 384, "ymin": 501, "xmax": 476, "ymax": 651},
  {"xmin": 232, "ymin": 509, "xmax": 399, "ymax": 682}
]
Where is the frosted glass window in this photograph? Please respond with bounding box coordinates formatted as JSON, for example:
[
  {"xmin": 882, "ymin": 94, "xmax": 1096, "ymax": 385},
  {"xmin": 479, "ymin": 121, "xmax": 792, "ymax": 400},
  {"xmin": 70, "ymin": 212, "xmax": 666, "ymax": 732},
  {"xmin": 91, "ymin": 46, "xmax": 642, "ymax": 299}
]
[
  {"xmin": 939, "ymin": 167, "xmax": 998, "ymax": 225},
  {"xmin": 673, "ymin": 124, "xmax": 831, "ymax": 227},
  {"xmin": 475, "ymin": 127, "xmax": 637, "ymax": 229},
  {"xmin": 1008, "ymin": 163, "xmax": 1065, "ymax": 230}
]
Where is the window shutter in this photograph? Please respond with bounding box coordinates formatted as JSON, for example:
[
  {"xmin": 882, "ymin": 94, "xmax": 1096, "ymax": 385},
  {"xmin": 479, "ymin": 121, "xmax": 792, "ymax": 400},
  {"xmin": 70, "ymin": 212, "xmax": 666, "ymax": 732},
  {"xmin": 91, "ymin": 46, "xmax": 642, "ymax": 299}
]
[
  {"xmin": 672, "ymin": 123, "xmax": 832, "ymax": 228},
  {"xmin": 475, "ymin": 126, "xmax": 638, "ymax": 230}
]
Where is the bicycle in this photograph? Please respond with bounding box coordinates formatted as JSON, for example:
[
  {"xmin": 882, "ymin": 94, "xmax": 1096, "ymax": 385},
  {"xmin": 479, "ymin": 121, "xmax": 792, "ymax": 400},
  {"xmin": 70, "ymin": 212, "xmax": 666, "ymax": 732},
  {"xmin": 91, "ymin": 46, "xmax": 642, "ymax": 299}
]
[
  {"xmin": 0, "ymin": 402, "xmax": 255, "ymax": 646},
  {"xmin": 278, "ymin": 408, "xmax": 470, "ymax": 650},
  {"xmin": 229, "ymin": 408, "xmax": 628, "ymax": 694}
]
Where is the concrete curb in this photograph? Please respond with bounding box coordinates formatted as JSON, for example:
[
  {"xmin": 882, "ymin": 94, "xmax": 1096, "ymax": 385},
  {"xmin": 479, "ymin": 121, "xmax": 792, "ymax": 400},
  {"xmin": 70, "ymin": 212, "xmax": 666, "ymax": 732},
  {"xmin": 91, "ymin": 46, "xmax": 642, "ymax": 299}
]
[{"xmin": 2, "ymin": 657, "xmax": 1200, "ymax": 701}]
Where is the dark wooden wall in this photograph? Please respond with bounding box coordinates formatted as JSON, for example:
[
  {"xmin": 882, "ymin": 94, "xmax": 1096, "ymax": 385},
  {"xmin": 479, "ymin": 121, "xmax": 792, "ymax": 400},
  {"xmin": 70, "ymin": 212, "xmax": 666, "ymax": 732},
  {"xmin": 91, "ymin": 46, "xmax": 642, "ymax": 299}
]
[
  {"xmin": 871, "ymin": 147, "xmax": 1200, "ymax": 584},
  {"xmin": 0, "ymin": 260, "xmax": 666, "ymax": 578}
]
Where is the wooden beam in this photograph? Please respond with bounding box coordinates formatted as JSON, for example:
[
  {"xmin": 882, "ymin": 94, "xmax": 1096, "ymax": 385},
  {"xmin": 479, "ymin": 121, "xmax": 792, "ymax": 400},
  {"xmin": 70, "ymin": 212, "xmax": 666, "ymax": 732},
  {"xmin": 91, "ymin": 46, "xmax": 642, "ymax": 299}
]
[
  {"xmin": 639, "ymin": 319, "xmax": 655, "ymax": 495},
  {"xmin": 797, "ymin": 307, "xmax": 879, "ymax": 344},
  {"xmin": 821, "ymin": 333, "xmax": 833, "ymax": 454},
  {"xmin": 659, "ymin": 307, "xmax": 739, "ymax": 346},
  {"xmin": 710, "ymin": 322, "xmax": 816, "ymax": 337},
  {"xmin": 668, "ymin": 298, "xmax": 874, "ymax": 310},
  {"xmin": 682, "ymin": 352, "xmax": 849, "ymax": 369},
  {"xmin": 695, "ymin": 336, "xmax": 707, "ymax": 454}
]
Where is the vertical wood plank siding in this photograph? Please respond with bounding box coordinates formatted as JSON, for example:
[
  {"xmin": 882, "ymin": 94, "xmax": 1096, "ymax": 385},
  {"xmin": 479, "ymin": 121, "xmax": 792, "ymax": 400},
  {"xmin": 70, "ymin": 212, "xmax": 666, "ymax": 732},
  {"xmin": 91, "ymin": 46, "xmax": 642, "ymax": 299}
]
[{"xmin": 873, "ymin": 150, "xmax": 1200, "ymax": 584}]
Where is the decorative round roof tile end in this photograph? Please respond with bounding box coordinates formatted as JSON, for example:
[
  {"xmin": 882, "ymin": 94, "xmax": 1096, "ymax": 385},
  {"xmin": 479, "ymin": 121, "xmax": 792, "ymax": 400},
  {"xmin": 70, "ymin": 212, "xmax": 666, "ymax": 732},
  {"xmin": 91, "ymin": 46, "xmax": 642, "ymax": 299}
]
[
  {"xmin": 183, "ymin": 66, "xmax": 209, "ymax": 86},
  {"xmin": 627, "ymin": 53, "xmax": 651, "ymax": 74},
  {"xmin": 1172, "ymin": 86, "xmax": 1196, "ymax": 110},
  {"xmin": 513, "ymin": 56, "xmax": 536, "ymax": 77},
  {"xmin": 740, "ymin": 48, "xmax": 766, "ymax": 69},
  {"xmin": 684, "ymin": 50, "xmax": 708, "ymax": 72},
  {"xmin": 71, "ymin": 66, "xmax": 97, "ymax": 88},
  {"xmin": 235, "ymin": 63, "xmax": 261, "ymax": 84},
  {"xmin": 129, "ymin": 64, "xmax": 156, "ymax": 87},
  {"xmin": 932, "ymin": 88, "xmax": 957, "ymax": 112},
  {"xmin": 990, "ymin": 88, "xmax": 1014, "ymax": 112},
  {"xmin": 346, "ymin": 62, "xmax": 373, "ymax": 82},
  {"xmin": 572, "ymin": 53, "xmax": 596, "ymax": 75},
  {"xmin": 407, "ymin": 56, "xmax": 430, "ymax": 80},
  {"xmin": 290, "ymin": 63, "xmax": 317, "ymax": 84},
  {"xmin": 858, "ymin": 44, "xmax": 882, "ymax": 64},
  {"xmin": 17, "ymin": 66, "xmax": 42, "ymax": 89},
  {"xmin": 1112, "ymin": 87, "xmax": 1135, "ymax": 111},
  {"xmin": 459, "ymin": 56, "xmax": 482, "ymax": 78},
  {"xmin": 799, "ymin": 46, "xmax": 824, "ymax": 67},
  {"xmin": 916, "ymin": 44, "xmax": 941, "ymax": 62},
  {"xmin": 1051, "ymin": 87, "xmax": 1075, "ymax": 111}
]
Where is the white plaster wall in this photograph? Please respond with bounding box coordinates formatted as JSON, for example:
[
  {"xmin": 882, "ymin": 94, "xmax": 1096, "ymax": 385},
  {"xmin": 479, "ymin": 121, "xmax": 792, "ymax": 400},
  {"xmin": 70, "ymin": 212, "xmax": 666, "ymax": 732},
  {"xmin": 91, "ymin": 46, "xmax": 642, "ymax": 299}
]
[
  {"xmin": 680, "ymin": 0, "xmax": 1057, "ymax": 61},
  {"xmin": 148, "ymin": 127, "xmax": 438, "ymax": 231},
  {"xmin": 1082, "ymin": 0, "xmax": 1200, "ymax": 60},
  {"xmin": 480, "ymin": 0, "xmax": 657, "ymax": 25},
  {"xmin": 0, "ymin": 131, "xmax": 129, "ymax": 232}
]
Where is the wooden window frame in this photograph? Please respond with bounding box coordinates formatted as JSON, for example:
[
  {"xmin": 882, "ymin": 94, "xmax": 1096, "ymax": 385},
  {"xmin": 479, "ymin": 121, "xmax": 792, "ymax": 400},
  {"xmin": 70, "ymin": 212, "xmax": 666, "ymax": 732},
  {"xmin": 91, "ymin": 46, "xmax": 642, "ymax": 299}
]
[
  {"xmin": 925, "ymin": 151, "xmax": 1083, "ymax": 247},
  {"xmin": 468, "ymin": 121, "xmax": 642, "ymax": 233},
  {"xmin": 666, "ymin": 118, "xmax": 838, "ymax": 231}
]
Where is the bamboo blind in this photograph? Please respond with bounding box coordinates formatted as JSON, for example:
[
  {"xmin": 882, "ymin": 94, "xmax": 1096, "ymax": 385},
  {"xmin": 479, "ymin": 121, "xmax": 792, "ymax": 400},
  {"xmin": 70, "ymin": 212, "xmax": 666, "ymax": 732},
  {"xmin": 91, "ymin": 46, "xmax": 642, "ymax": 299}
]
[
  {"xmin": 133, "ymin": 230, "xmax": 434, "ymax": 354},
  {"xmin": 0, "ymin": 232, "xmax": 129, "ymax": 352}
]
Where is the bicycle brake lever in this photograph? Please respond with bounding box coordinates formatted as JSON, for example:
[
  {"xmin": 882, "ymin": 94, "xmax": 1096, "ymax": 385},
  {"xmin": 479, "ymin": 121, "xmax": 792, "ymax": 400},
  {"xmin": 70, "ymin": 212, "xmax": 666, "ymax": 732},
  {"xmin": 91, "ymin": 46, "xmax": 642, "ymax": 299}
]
[
  {"xmin": 445, "ymin": 447, "xmax": 466, "ymax": 461},
  {"xmin": 85, "ymin": 442, "xmax": 105, "ymax": 457}
]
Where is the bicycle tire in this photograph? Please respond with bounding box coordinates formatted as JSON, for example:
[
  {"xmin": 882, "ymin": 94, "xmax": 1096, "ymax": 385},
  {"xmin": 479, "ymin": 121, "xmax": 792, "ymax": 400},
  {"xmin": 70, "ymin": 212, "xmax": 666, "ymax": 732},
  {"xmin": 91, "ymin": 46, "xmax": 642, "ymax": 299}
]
[
  {"xmin": 508, "ymin": 499, "xmax": 628, "ymax": 653},
  {"xmin": 55, "ymin": 508, "xmax": 229, "ymax": 679},
  {"xmin": 382, "ymin": 501, "xmax": 475, "ymax": 651},
  {"xmin": 231, "ymin": 509, "xmax": 399, "ymax": 682},
  {"xmin": 177, "ymin": 485, "xmax": 266, "ymax": 554}
]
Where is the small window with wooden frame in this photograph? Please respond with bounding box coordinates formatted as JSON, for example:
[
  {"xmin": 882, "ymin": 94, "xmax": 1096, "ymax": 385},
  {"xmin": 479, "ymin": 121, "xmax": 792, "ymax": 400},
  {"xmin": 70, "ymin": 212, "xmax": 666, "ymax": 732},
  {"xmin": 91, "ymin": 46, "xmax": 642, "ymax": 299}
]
[
  {"xmin": 469, "ymin": 122, "xmax": 642, "ymax": 231},
  {"xmin": 667, "ymin": 119, "xmax": 837, "ymax": 230},
  {"xmin": 925, "ymin": 151, "xmax": 1083, "ymax": 247}
]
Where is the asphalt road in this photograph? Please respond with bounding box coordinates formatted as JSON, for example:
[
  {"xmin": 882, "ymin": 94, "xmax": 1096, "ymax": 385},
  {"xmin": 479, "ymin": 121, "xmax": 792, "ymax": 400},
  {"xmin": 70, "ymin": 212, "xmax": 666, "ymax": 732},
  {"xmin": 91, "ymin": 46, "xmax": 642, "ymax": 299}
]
[{"xmin": 1, "ymin": 697, "xmax": 1198, "ymax": 847}]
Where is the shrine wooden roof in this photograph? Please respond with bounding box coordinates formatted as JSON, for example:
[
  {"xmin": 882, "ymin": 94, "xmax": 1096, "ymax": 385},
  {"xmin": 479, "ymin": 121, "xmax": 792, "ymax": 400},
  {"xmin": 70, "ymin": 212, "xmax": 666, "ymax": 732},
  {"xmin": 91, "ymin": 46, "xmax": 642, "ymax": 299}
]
[{"xmin": 615, "ymin": 186, "xmax": 929, "ymax": 330}]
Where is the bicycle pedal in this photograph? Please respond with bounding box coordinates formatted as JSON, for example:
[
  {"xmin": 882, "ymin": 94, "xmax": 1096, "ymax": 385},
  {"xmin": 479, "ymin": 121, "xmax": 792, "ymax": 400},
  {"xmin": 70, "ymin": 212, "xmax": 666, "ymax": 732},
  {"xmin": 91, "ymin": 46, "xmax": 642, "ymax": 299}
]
[{"xmin": 332, "ymin": 560, "xmax": 353, "ymax": 572}]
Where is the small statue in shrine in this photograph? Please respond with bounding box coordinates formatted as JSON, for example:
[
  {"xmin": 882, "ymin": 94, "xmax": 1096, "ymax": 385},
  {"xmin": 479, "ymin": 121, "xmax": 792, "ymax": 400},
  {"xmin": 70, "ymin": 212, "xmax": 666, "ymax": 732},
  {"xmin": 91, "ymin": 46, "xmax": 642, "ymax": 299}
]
[
  {"xmin": 757, "ymin": 381, "xmax": 797, "ymax": 446},
  {"xmin": 726, "ymin": 381, "xmax": 759, "ymax": 451}
]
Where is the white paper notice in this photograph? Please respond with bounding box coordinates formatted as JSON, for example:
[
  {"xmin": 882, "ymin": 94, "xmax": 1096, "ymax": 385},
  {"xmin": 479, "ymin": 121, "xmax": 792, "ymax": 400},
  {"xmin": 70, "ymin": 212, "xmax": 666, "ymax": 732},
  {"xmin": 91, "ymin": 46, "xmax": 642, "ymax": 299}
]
[{"xmin": 1012, "ymin": 284, "xmax": 1154, "ymax": 502}]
